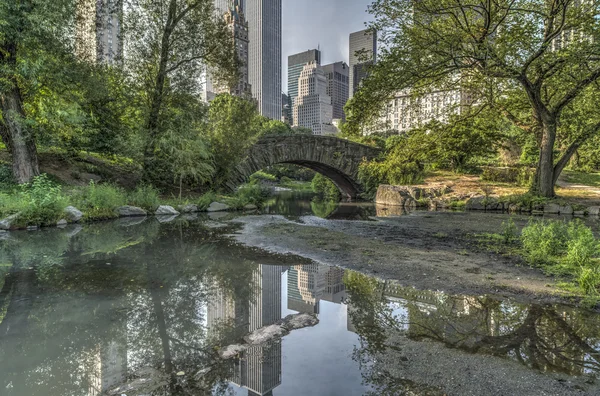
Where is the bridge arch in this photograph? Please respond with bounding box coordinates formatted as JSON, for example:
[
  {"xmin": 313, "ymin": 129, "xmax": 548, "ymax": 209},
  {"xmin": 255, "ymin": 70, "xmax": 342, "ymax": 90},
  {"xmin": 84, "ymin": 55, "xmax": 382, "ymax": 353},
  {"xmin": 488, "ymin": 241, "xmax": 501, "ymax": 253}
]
[{"xmin": 224, "ymin": 135, "xmax": 381, "ymax": 199}]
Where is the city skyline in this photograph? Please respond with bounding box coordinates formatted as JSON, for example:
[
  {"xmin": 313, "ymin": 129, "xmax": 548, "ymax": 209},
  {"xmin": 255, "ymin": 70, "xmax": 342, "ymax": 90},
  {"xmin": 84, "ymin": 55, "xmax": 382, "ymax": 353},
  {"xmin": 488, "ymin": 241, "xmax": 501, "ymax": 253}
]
[{"xmin": 282, "ymin": 0, "xmax": 373, "ymax": 92}]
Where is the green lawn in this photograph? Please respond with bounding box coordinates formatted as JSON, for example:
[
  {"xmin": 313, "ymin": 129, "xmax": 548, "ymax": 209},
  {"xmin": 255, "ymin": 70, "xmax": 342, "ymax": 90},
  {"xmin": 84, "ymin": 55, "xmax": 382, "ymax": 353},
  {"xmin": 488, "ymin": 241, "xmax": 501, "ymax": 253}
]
[{"xmin": 563, "ymin": 170, "xmax": 600, "ymax": 188}]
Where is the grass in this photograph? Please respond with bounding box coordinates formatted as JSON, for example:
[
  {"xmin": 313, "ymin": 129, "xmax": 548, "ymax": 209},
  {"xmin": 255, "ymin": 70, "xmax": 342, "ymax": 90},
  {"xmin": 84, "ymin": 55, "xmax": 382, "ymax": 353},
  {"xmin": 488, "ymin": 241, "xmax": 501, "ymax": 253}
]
[{"xmin": 563, "ymin": 170, "xmax": 600, "ymax": 188}]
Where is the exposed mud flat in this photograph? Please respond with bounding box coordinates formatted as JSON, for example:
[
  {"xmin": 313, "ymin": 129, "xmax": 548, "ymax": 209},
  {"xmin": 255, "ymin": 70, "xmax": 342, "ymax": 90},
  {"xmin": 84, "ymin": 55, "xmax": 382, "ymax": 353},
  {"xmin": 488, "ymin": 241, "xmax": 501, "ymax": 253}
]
[{"xmin": 230, "ymin": 211, "xmax": 596, "ymax": 306}]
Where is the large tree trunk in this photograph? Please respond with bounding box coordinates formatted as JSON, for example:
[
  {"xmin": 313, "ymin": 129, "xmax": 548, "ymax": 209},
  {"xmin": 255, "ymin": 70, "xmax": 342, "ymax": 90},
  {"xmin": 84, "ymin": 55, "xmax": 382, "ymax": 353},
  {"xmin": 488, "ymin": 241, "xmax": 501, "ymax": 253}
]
[
  {"xmin": 0, "ymin": 86, "xmax": 40, "ymax": 184},
  {"xmin": 0, "ymin": 32, "xmax": 40, "ymax": 184},
  {"xmin": 531, "ymin": 122, "xmax": 557, "ymax": 198}
]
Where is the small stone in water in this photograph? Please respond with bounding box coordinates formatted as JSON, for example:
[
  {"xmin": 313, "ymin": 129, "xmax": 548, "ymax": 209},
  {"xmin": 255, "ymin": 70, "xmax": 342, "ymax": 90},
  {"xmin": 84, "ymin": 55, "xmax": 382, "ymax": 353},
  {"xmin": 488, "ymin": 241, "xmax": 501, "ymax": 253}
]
[{"xmin": 176, "ymin": 371, "xmax": 185, "ymax": 376}]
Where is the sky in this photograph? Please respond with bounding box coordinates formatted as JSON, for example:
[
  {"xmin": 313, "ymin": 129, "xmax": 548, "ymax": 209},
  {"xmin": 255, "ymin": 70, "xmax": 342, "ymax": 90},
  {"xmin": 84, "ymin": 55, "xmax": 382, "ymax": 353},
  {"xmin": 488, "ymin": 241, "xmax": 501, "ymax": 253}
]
[{"xmin": 282, "ymin": 0, "xmax": 374, "ymax": 93}]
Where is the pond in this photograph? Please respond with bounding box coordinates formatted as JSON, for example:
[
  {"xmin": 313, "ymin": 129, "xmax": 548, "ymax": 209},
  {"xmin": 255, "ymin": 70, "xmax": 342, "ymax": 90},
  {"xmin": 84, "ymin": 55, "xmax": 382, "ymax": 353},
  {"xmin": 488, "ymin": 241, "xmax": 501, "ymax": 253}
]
[{"xmin": 0, "ymin": 194, "xmax": 599, "ymax": 395}]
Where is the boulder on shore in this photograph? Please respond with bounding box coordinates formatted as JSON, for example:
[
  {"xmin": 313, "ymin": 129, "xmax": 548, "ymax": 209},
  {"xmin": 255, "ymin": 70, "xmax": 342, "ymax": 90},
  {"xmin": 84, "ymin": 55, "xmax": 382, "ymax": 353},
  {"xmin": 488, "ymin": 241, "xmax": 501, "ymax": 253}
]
[
  {"xmin": 376, "ymin": 185, "xmax": 451, "ymax": 207},
  {"xmin": 64, "ymin": 206, "xmax": 83, "ymax": 222},
  {"xmin": 117, "ymin": 205, "xmax": 147, "ymax": 217},
  {"xmin": 179, "ymin": 204, "xmax": 198, "ymax": 213},
  {"xmin": 155, "ymin": 205, "xmax": 180, "ymax": 216},
  {"xmin": 543, "ymin": 203, "xmax": 560, "ymax": 214},
  {"xmin": 207, "ymin": 202, "xmax": 230, "ymax": 212},
  {"xmin": 0, "ymin": 213, "xmax": 20, "ymax": 230},
  {"xmin": 466, "ymin": 196, "xmax": 486, "ymax": 211},
  {"xmin": 588, "ymin": 206, "xmax": 600, "ymax": 216}
]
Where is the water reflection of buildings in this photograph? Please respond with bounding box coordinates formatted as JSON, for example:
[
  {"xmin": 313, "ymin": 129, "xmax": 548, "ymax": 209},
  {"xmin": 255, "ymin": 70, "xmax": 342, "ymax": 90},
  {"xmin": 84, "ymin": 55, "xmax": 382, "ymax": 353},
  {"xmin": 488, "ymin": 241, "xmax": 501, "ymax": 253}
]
[
  {"xmin": 287, "ymin": 264, "xmax": 346, "ymax": 315},
  {"xmin": 208, "ymin": 265, "xmax": 284, "ymax": 396},
  {"xmin": 87, "ymin": 340, "xmax": 127, "ymax": 396}
]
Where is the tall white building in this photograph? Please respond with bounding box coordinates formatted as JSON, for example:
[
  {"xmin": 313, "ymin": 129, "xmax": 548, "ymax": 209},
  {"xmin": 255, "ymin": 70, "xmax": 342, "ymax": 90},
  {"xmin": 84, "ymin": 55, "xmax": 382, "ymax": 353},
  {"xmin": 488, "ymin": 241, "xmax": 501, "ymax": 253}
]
[
  {"xmin": 245, "ymin": 0, "xmax": 282, "ymax": 120},
  {"xmin": 379, "ymin": 89, "xmax": 465, "ymax": 133},
  {"xmin": 293, "ymin": 62, "xmax": 337, "ymax": 136},
  {"xmin": 76, "ymin": 0, "xmax": 123, "ymax": 64}
]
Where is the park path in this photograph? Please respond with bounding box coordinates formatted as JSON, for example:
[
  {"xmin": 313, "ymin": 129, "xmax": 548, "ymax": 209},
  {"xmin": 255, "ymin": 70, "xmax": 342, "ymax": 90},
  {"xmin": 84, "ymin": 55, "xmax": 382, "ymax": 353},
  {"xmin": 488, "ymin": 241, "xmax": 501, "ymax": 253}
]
[{"xmin": 556, "ymin": 173, "xmax": 600, "ymax": 196}]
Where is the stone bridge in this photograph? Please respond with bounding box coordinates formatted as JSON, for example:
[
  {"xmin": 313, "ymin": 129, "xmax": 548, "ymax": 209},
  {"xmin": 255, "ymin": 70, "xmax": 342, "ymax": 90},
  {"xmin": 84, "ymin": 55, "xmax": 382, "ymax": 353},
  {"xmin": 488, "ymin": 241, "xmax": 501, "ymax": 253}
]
[{"xmin": 224, "ymin": 135, "xmax": 382, "ymax": 199}]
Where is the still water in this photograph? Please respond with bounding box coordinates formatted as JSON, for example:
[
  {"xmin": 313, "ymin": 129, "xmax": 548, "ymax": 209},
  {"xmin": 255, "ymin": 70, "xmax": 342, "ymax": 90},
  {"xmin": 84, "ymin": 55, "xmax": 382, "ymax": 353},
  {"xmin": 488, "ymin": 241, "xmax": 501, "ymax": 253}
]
[{"xmin": 1, "ymin": 194, "xmax": 600, "ymax": 395}]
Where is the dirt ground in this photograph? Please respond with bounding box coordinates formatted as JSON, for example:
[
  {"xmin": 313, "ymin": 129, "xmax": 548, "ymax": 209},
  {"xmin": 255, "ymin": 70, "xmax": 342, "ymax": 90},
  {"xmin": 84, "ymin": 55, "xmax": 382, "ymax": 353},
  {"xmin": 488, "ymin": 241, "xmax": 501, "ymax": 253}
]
[{"xmin": 231, "ymin": 211, "xmax": 600, "ymax": 306}]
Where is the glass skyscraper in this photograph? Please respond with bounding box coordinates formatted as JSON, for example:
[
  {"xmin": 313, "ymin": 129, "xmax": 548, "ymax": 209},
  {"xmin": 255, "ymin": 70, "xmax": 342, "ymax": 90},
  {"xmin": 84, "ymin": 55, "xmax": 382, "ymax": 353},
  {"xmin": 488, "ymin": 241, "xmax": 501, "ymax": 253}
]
[
  {"xmin": 245, "ymin": 0, "xmax": 282, "ymax": 120},
  {"xmin": 349, "ymin": 29, "xmax": 377, "ymax": 99}
]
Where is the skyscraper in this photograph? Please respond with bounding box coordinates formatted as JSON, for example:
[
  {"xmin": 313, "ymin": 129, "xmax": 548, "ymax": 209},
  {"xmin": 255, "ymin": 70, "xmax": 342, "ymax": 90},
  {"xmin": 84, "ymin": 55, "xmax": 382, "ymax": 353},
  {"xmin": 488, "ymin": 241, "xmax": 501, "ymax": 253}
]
[
  {"xmin": 245, "ymin": 0, "xmax": 282, "ymax": 120},
  {"xmin": 322, "ymin": 62, "xmax": 349, "ymax": 122},
  {"xmin": 205, "ymin": 0, "xmax": 251, "ymax": 100},
  {"xmin": 76, "ymin": 0, "xmax": 123, "ymax": 65},
  {"xmin": 293, "ymin": 62, "xmax": 336, "ymax": 136},
  {"xmin": 349, "ymin": 29, "xmax": 377, "ymax": 99},
  {"xmin": 287, "ymin": 49, "xmax": 321, "ymax": 124}
]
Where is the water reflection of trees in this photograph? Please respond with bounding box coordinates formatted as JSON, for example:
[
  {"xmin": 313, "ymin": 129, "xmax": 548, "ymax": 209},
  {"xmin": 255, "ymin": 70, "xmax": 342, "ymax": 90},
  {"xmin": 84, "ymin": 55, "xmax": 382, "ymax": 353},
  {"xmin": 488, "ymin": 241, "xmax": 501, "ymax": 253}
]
[
  {"xmin": 0, "ymin": 220, "xmax": 294, "ymax": 395},
  {"xmin": 344, "ymin": 271, "xmax": 600, "ymax": 394}
]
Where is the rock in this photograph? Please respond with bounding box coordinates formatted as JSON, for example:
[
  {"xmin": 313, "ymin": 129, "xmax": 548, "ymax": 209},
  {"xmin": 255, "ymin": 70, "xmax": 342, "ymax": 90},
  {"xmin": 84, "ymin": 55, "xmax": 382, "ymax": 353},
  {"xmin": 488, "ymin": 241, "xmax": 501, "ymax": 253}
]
[
  {"xmin": 485, "ymin": 199, "xmax": 502, "ymax": 211},
  {"xmin": 57, "ymin": 219, "xmax": 68, "ymax": 226},
  {"xmin": 376, "ymin": 185, "xmax": 449, "ymax": 206},
  {"xmin": 219, "ymin": 313, "xmax": 318, "ymax": 360},
  {"xmin": 26, "ymin": 225, "xmax": 38, "ymax": 231},
  {"xmin": 466, "ymin": 196, "xmax": 486, "ymax": 211},
  {"xmin": 117, "ymin": 205, "xmax": 147, "ymax": 217},
  {"xmin": 155, "ymin": 205, "xmax": 180, "ymax": 216},
  {"xmin": 559, "ymin": 205, "xmax": 573, "ymax": 215},
  {"xmin": 64, "ymin": 206, "xmax": 83, "ymax": 222},
  {"xmin": 0, "ymin": 213, "xmax": 19, "ymax": 230},
  {"xmin": 179, "ymin": 204, "xmax": 198, "ymax": 213},
  {"xmin": 588, "ymin": 206, "xmax": 600, "ymax": 216},
  {"xmin": 544, "ymin": 203, "xmax": 560, "ymax": 214},
  {"xmin": 207, "ymin": 202, "xmax": 230, "ymax": 212},
  {"xmin": 244, "ymin": 204, "xmax": 258, "ymax": 210}
]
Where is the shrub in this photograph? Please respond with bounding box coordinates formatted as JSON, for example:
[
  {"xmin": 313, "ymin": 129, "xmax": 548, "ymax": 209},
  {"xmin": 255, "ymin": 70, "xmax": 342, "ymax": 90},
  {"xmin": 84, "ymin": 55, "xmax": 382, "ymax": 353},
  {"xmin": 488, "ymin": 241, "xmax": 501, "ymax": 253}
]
[
  {"xmin": 521, "ymin": 220, "xmax": 570, "ymax": 266},
  {"xmin": 73, "ymin": 181, "xmax": 126, "ymax": 220},
  {"xmin": 197, "ymin": 191, "xmax": 217, "ymax": 211},
  {"xmin": 227, "ymin": 184, "xmax": 271, "ymax": 209},
  {"xmin": 521, "ymin": 219, "xmax": 600, "ymax": 295},
  {"xmin": 128, "ymin": 184, "xmax": 161, "ymax": 211},
  {"xmin": 14, "ymin": 174, "xmax": 69, "ymax": 226},
  {"xmin": 312, "ymin": 174, "xmax": 341, "ymax": 201},
  {"xmin": 250, "ymin": 171, "xmax": 277, "ymax": 184},
  {"xmin": 501, "ymin": 217, "xmax": 518, "ymax": 244},
  {"xmin": 481, "ymin": 166, "xmax": 535, "ymax": 187}
]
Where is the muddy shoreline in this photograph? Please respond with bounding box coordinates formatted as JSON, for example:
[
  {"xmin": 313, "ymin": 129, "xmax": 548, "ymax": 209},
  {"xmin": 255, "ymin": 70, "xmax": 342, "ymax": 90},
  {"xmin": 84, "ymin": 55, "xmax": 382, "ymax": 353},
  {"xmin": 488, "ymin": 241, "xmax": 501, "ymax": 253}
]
[{"xmin": 229, "ymin": 211, "xmax": 599, "ymax": 307}]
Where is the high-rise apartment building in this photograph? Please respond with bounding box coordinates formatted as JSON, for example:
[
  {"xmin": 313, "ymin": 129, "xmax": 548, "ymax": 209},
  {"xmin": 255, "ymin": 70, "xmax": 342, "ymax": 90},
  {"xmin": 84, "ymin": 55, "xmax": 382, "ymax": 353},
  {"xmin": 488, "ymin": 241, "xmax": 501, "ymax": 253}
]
[
  {"xmin": 245, "ymin": 0, "xmax": 282, "ymax": 120},
  {"xmin": 282, "ymin": 93, "xmax": 292, "ymax": 124},
  {"xmin": 287, "ymin": 49, "xmax": 321, "ymax": 124},
  {"xmin": 349, "ymin": 29, "xmax": 377, "ymax": 98},
  {"xmin": 205, "ymin": 0, "xmax": 251, "ymax": 100},
  {"xmin": 322, "ymin": 62, "xmax": 349, "ymax": 122},
  {"xmin": 293, "ymin": 62, "xmax": 336, "ymax": 136},
  {"xmin": 76, "ymin": 0, "xmax": 123, "ymax": 65}
]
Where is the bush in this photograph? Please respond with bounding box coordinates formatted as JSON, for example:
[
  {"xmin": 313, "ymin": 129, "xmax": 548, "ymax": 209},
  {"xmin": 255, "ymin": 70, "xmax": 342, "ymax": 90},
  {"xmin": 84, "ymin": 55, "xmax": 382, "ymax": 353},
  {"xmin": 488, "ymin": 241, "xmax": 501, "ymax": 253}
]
[
  {"xmin": 501, "ymin": 217, "xmax": 518, "ymax": 244},
  {"xmin": 0, "ymin": 174, "xmax": 68, "ymax": 226},
  {"xmin": 0, "ymin": 164, "xmax": 16, "ymax": 191},
  {"xmin": 128, "ymin": 184, "xmax": 161, "ymax": 211},
  {"xmin": 312, "ymin": 174, "xmax": 341, "ymax": 201},
  {"xmin": 481, "ymin": 166, "xmax": 535, "ymax": 187},
  {"xmin": 249, "ymin": 170, "xmax": 277, "ymax": 184},
  {"xmin": 226, "ymin": 184, "xmax": 271, "ymax": 209},
  {"xmin": 197, "ymin": 191, "xmax": 217, "ymax": 211},
  {"xmin": 73, "ymin": 181, "xmax": 126, "ymax": 220},
  {"xmin": 521, "ymin": 219, "xmax": 600, "ymax": 295}
]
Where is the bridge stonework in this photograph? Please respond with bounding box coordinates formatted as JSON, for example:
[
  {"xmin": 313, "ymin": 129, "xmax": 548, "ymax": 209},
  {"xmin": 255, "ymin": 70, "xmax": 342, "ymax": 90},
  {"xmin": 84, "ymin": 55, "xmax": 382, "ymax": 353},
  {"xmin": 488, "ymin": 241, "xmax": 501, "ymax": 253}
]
[{"xmin": 224, "ymin": 135, "xmax": 381, "ymax": 199}]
